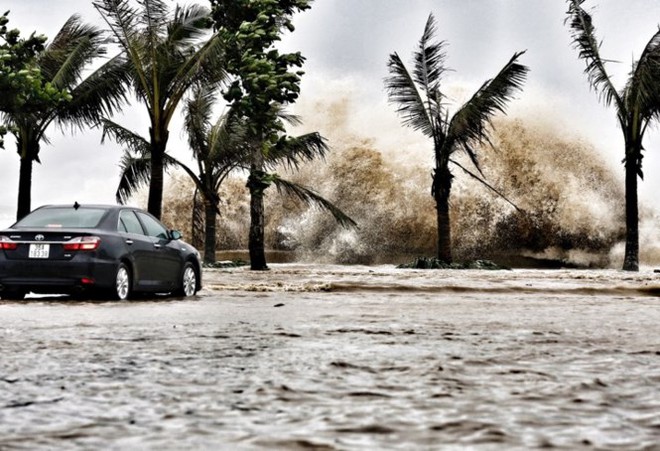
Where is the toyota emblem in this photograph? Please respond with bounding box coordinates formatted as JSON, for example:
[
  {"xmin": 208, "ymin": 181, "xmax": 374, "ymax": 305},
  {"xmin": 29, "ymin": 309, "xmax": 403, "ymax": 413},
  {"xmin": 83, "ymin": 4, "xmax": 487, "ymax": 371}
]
[{"xmin": 35, "ymin": 234, "xmax": 45, "ymax": 241}]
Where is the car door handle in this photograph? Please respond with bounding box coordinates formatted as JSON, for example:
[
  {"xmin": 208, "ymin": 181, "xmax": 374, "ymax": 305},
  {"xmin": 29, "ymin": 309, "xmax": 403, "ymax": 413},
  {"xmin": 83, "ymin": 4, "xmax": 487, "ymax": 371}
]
[
  {"xmin": 154, "ymin": 243, "xmax": 161, "ymax": 249},
  {"xmin": 125, "ymin": 239, "xmax": 134, "ymax": 245}
]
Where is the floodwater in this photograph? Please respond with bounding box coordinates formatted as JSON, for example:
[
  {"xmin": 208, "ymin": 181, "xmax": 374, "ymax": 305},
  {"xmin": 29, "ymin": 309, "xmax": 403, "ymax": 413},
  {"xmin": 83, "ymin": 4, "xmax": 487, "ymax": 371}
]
[{"xmin": 1, "ymin": 265, "xmax": 659, "ymax": 450}]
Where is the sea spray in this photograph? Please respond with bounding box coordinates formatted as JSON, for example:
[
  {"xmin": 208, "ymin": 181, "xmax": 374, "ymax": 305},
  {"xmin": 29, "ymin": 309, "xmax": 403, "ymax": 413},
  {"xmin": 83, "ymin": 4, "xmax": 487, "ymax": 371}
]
[{"xmin": 157, "ymin": 115, "xmax": 658, "ymax": 267}]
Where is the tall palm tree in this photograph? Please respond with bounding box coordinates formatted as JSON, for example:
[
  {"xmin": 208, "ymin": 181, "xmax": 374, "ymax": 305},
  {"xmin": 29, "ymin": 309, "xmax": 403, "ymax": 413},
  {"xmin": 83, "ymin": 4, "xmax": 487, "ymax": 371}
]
[
  {"xmin": 1, "ymin": 15, "xmax": 128, "ymax": 220},
  {"xmin": 566, "ymin": 0, "xmax": 660, "ymax": 271},
  {"xmin": 93, "ymin": 0, "xmax": 225, "ymax": 219},
  {"xmin": 179, "ymin": 86, "xmax": 246, "ymax": 263},
  {"xmin": 106, "ymin": 86, "xmax": 355, "ymax": 264},
  {"xmin": 385, "ymin": 13, "xmax": 528, "ymax": 263}
]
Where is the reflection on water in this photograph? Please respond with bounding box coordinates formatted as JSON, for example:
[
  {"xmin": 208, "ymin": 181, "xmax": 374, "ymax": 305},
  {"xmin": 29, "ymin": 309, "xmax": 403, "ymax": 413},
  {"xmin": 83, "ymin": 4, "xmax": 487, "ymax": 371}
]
[{"xmin": 1, "ymin": 265, "xmax": 659, "ymax": 449}]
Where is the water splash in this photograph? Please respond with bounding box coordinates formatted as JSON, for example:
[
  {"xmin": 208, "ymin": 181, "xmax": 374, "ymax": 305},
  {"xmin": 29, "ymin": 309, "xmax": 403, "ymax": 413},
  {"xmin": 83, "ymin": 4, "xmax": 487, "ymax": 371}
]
[{"xmin": 159, "ymin": 98, "xmax": 659, "ymax": 268}]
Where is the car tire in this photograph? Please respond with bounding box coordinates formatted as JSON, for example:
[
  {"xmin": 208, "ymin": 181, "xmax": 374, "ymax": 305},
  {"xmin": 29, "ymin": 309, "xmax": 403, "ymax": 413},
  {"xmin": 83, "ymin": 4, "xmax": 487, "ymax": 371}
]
[
  {"xmin": 1, "ymin": 289, "xmax": 26, "ymax": 300},
  {"xmin": 176, "ymin": 262, "xmax": 198, "ymax": 297},
  {"xmin": 113, "ymin": 263, "xmax": 132, "ymax": 300}
]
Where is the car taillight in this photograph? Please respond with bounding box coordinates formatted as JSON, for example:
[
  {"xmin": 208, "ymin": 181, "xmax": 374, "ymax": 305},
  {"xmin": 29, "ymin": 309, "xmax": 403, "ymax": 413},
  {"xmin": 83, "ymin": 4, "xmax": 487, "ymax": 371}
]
[
  {"xmin": 0, "ymin": 236, "xmax": 18, "ymax": 250},
  {"xmin": 63, "ymin": 236, "xmax": 101, "ymax": 251}
]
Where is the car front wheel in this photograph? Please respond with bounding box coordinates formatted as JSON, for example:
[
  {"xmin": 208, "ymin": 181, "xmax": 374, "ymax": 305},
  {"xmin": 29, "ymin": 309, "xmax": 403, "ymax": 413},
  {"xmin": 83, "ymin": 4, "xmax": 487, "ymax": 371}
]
[
  {"xmin": 114, "ymin": 263, "xmax": 132, "ymax": 300},
  {"xmin": 176, "ymin": 262, "xmax": 197, "ymax": 297}
]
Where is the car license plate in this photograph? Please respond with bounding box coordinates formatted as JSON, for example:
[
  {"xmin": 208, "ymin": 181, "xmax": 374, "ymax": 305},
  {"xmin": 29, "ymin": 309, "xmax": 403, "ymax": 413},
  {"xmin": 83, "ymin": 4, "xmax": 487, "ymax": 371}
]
[{"xmin": 29, "ymin": 244, "xmax": 50, "ymax": 259}]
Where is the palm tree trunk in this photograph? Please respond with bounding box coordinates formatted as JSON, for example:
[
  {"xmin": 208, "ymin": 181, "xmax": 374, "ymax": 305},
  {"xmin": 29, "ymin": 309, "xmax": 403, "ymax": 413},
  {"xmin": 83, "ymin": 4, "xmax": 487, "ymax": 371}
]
[
  {"xmin": 203, "ymin": 199, "xmax": 217, "ymax": 265},
  {"xmin": 247, "ymin": 148, "xmax": 268, "ymax": 270},
  {"xmin": 16, "ymin": 157, "xmax": 33, "ymax": 221},
  {"xmin": 622, "ymin": 148, "xmax": 639, "ymax": 271},
  {"xmin": 191, "ymin": 189, "xmax": 205, "ymax": 251},
  {"xmin": 148, "ymin": 127, "xmax": 169, "ymax": 220},
  {"xmin": 434, "ymin": 165, "xmax": 453, "ymax": 263}
]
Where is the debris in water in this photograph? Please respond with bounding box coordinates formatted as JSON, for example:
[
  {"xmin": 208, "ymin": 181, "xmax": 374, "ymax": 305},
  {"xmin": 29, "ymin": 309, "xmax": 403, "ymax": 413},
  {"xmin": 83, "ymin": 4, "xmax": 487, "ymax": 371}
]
[{"xmin": 397, "ymin": 257, "xmax": 510, "ymax": 270}]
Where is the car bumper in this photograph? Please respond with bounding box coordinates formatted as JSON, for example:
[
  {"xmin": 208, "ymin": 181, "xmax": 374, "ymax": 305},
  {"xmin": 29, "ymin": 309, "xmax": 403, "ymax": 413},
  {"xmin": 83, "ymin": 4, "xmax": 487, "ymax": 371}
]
[{"xmin": 0, "ymin": 257, "xmax": 117, "ymax": 294}]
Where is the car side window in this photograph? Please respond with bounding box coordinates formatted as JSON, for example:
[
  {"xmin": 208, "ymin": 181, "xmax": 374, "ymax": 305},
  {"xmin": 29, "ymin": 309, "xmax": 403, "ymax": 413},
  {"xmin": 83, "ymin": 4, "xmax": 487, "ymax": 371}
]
[
  {"xmin": 119, "ymin": 210, "xmax": 145, "ymax": 235},
  {"xmin": 136, "ymin": 212, "xmax": 169, "ymax": 240}
]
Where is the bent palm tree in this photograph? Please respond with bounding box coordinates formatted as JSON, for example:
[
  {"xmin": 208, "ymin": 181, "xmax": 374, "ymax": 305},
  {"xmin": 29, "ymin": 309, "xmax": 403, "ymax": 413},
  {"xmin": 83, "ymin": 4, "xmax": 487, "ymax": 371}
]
[
  {"xmin": 108, "ymin": 86, "xmax": 355, "ymax": 264},
  {"xmin": 1, "ymin": 15, "xmax": 127, "ymax": 220},
  {"xmin": 385, "ymin": 13, "xmax": 528, "ymax": 263},
  {"xmin": 93, "ymin": 0, "xmax": 225, "ymax": 219},
  {"xmin": 566, "ymin": 0, "xmax": 660, "ymax": 271}
]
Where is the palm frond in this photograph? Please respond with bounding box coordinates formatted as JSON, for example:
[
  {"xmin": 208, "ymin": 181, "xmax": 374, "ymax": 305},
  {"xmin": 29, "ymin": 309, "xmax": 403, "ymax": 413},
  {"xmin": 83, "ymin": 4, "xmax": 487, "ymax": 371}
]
[
  {"xmin": 450, "ymin": 158, "xmax": 523, "ymax": 212},
  {"xmin": 164, "ymin": 153, "xmax": 208, "ymax": 195},
  {"xmin": 116, "ymin": 148, "xmax": 179, "ymax": 204},
  {"xmin": 446, "ymin": 51, "xmax": 528, "ymax": 164},
  {"xmin": 167, "ymin": 3, "xmax": 212, "ymax": 48},
  {"xmin": 94, "ymin": 0, "xmax": 153, "ymax": 107},
  {"xmin": 412, "ymin": 13, "xmax": 448, "ymax": 95},
  {"xmin": 385, "ymin": 52, "xmax": 437, "ymax": 138},
  {"xmin": 278, "ymin": 109, "xmax": 303, "ymax": 127},
  {"xmin": 142, "ymin": 0, "xmax": 170, "ymax": 51},
  {"xmin": 40, "ymin": 15, "xmax": 108, "ymax": 88},
  {"xmin": 56, "ymin": 55, "xmax": 131, "ymax": 130},
  {"xmin": 624, "ymin": 26, "xmax": 660, "ymax": 123},
  {"xmin": 93, "ymin": 0, "xmax": 141, "ymax": 50},
  {"xmin": 267, "ymin": 132, "xmax": 329, "ymax": 170},
  {"xmin": 101, "ymin": 119, "xmax": 150, "ymax": 155},
  {"xmin": 208, "ymin": 110, "xmax": 250, "ymax": 167},
  {"xmin": 116, "ymin": 151, "xmax": 151, "ymax": 204},
  {"xmin": 184, "ymin": 84, "xmax": 215, "ymax": 159},
  {"xmin": 271, "ymin": 176, "xmax": 357, "ymax": 228},
  {"xmin": 565, "ymin": 0, "xmax": 625, "ymax": 110},
  {"xmin": 165, "ymin": 33, "xmax": 226, "ymax": 125}
]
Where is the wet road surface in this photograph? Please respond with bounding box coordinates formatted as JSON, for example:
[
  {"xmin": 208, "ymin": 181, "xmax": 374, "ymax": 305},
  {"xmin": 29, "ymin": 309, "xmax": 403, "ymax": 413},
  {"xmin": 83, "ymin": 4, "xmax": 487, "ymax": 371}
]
[{"xmin": 1, "ymin": 265, "xmax": 659, "ymax": 449}]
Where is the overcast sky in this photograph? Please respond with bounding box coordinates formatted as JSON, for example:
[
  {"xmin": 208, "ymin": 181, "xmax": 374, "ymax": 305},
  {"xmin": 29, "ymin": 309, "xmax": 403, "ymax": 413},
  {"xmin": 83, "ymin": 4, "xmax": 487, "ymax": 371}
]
[{"xmin": 1, "ymin": 0, "xmax": 659, "ymax": 227}]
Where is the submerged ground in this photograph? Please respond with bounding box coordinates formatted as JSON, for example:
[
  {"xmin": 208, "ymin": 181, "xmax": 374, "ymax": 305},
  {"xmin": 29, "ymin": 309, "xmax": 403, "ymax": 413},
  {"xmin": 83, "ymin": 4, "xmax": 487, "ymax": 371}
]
[{"xmin": 1, "ymin": 265, "xmax": 659, "ymax": 449}]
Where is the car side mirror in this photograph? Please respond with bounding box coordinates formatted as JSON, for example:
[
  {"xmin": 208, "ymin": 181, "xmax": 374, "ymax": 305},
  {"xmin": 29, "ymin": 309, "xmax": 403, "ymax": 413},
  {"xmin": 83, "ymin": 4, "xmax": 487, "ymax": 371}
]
[{"xmin": 169, "ymin": 230, "xmax": 182, "ymax": 240}]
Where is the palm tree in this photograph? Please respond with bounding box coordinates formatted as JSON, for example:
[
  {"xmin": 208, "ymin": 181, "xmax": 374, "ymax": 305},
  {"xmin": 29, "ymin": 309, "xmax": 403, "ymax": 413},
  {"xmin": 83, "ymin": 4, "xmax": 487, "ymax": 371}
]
[
  {"xmin": 385, "ymin": 13, "xmax": 528, "ymax": 263},
  {"xmin": 566, "ymin": 0, "xmax": 660, "ymax": 271},
  {"xmin": 93, "ymin": 0, "xmax": 225, "ymax": 219},
  {"xmin": 1, "ymin": 15, "xmax": 128, "ymax": 221},
  {"xmin": 106, "ymin": 86, "xmax": 355, "ymax": 264},
  {"xmin": 179, "ymin": 86, "xmax": 246, "ymax": 263}
]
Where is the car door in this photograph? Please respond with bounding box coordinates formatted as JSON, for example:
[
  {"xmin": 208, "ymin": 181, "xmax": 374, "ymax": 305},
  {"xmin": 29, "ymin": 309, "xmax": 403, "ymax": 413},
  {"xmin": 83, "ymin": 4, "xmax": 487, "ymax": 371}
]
[
  {"xmin": 135, "ymin": 211, "xmax": 182, "ymax": 290},
  {"xmin": 117, "ymin": 210, "xmax": 159, "ymax": 290}
]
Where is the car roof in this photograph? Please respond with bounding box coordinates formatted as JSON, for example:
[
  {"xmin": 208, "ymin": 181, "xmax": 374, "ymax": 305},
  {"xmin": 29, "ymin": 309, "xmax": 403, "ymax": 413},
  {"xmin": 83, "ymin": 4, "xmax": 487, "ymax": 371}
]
[{"xmin": 38, "ymin": 204, "xmax": 143, "ymax": 212}]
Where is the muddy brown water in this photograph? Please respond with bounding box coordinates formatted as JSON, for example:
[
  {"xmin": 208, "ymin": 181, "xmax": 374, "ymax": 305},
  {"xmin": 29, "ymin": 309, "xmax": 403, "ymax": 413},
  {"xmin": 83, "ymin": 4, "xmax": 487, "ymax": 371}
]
[{"xmin": 1, "ymin": 265, "xmax": 659, "ymax": 450}]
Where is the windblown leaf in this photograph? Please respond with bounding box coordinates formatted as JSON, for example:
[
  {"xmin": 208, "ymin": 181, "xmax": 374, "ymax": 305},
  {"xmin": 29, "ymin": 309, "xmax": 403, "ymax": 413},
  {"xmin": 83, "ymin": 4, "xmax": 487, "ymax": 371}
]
[
  {"xmin": 271, "ymin": 176, "xmax": 357, "ymax": 229},
  {"xmin": 115, "ymin": 149, "xmax": 179, "ymax": 203},
  {"xmin": 40, "ymin": 15, "xmax": 107, "ymax": 89},
  {"xmin": 56, "ymin": 55, "xmax": 131, "ymax": 130},
  {"xmin": 624, "ymin": 27, "xmax": 660, "ymax": 124},
  {"xmin": 447, "ymin": 51, "xmax": 528, "ymax": 166},
  {"xmin": 385, "ymin": 52, "xmax": 437, "ymax": 139},
  {"xmin": 565, "ymin": 0, "xmax": 624, "ymax": 111},
  {"xmin": 267, "ymin": 132, "xmax": 329, "ymax": 170},
  {"xmin": 412, "ymin": 13, "xmax": 448, "ymax": 96},
  {"xmin": 101, "ymin": 119, "xmax": 150, "ymax": 155},
  {"xmin": 116, "ymin": 152, "xmax": 151, "ymax": 204}
]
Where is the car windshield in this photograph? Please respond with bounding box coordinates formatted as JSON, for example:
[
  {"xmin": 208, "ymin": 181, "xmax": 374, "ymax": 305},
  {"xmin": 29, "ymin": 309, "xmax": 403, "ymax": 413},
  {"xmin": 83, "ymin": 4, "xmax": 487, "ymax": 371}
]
[{"xmin": 14, "ymin": 207, "xmax": 107, "ymax": 229}]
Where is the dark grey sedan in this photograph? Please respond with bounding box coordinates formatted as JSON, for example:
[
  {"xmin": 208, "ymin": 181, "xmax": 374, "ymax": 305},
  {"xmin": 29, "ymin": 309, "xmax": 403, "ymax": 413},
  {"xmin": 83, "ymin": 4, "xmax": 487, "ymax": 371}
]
[{"xmin": 0, "ymin": 204, "xmax": 202, "ymax": 300}]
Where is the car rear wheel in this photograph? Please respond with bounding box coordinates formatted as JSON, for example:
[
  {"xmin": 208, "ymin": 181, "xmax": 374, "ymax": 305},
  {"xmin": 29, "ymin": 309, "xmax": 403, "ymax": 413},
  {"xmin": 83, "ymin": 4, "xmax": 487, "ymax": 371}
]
[
  {"xmin": 1, "ymin": 289, "xmax": 26, "ymax": 300},
  {"xmin": 114, "ymin": 263, "xmax": 132, "ymax": 300},
  {"xmin": 176, "ymin": 262, "xmax": 197, "ymax": 297}
]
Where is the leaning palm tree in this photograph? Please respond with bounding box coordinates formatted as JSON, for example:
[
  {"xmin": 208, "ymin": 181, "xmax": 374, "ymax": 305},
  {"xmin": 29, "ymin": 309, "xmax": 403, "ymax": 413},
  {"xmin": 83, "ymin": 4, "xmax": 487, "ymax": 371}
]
[
  {"xmin": 106, "ymin": 86, "xmax": 355, "ymax": 264},
  {"xmin": 385, "ymin": 13, "xmax": 528, "ymax": 263},
  {"xmin": 1, "ymin": 15, "xmax": 128, "ymax": 220},
  {"xmin": 93, "ymin": 0, "xmax": 225, "ymax": 219},
  {"xmin": 566, "ymin": 0, "xmax": 660, "ymax": 271}
]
